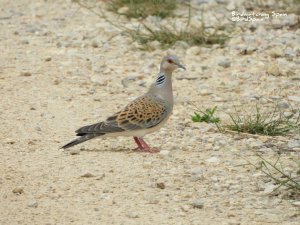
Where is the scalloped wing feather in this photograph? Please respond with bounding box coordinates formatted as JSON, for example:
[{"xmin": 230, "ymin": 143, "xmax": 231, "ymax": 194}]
[{"xmin": 75, "ymin": 94, "xmax": 169, "ymax": 135}]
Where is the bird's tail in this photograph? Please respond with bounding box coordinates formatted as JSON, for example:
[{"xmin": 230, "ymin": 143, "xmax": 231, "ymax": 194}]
[{"xmin": 61, "ymin": 133, "xmax": 103, "ymax": 149}]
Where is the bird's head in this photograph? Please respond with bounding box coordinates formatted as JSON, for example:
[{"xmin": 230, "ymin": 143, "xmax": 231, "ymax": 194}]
[{"xmin": 160, "ymin": 55, "xmax": 186, "ymax": 73}]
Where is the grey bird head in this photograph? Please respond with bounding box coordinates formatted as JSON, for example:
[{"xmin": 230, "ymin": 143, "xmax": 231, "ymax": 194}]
[{"xmin": 160, "ymin": 55, "xmax": 186, "ymax": 72}]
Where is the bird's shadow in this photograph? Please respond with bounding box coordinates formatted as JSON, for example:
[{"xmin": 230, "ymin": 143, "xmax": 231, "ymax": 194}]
[{"xmin": 79, "ymin": 147, "xmax": 132, "ymax": 153}]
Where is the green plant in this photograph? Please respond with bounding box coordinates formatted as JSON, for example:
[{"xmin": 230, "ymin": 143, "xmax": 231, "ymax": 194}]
[
  {"xmin": 126, "ymin": 23, "xmax": 229, "ymax": 50},
  {"xmin": 107, "ymin": 0, "xmax": 177, "ymax": 19},
  {"xmin": 73, "ymin": 0, "xmax": 231, "ymax": 51},
  {"xmin": 227, "ymin": 104, "xmax": 300, "ymax": 136},
  {"xmin": 246, "ymin": 153, "xmax": 300, "ymax": 198},
  {"xmin": 192, "ymin": 106, "xmax": 220, "ymax": 124}
]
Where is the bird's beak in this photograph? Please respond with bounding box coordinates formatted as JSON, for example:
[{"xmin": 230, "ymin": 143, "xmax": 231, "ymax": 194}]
[{"xmin": 177, "ymin": 63, "xmax": 186, "ymax": 70}]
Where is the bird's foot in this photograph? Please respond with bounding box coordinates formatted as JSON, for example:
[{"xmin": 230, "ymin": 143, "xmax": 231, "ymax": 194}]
[
  {"xmin": 133, "ymin": 137, "xmax": 160, "ymax": 153},
  {"xmin": 132, "ymin": 147, "xmax": 160, "ymax": 153}
]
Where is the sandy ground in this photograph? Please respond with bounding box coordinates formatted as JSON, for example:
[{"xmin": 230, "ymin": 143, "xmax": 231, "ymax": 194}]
[{"xmin": 1, "ymin": 0, "xmax": 300, "ymax": 224}]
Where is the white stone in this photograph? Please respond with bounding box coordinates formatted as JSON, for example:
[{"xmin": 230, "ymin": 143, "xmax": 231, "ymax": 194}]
[
  {"xmin": 292, "ymin": 201, "xmax": 300, "ymax": 207},
  {"xmin": 288, "ymin": 140, "xmax": 300, "ymax": 148},
  {"xmin": 117, "ymin": 6, "xmax": 129, "ymax": 14},
  {"xmin": 206, "ymin": 157, "xmax": 219, "ymax": 163},
  {"xmin": 27, "ymin": 200, "xmax": 38, "ymax": 208},
  {"xmin": 267, "ymin": 62, "xmax": 281, "ymax": 76},
  {"xmin": 288, "ymin": 96, "xmax": 300, "ymax": 103}
]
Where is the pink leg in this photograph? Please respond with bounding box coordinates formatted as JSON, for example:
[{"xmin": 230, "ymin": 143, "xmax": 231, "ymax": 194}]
[
  {"xmin": 133, "ymin": 137, "xmax": 143, "ymax": 149},
  {"xmin": 132, "ymin": 137, "xmax": 160, "ymax": 153}
]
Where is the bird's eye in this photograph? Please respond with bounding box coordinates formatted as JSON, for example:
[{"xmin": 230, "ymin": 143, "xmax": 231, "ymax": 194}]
[{"xmin": 167, "ymin": 59, "xmax": 173, "ymax": 64}]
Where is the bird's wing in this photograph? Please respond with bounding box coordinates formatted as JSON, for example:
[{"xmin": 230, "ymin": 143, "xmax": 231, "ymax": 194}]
[{"xmin": 76, "ymin": 94, "xmax": 169, "ymax": 136}]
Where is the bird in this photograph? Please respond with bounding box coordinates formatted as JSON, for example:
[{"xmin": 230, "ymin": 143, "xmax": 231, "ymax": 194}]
[{"xmin": 61, "ymin": 55, "xmax": 186, "ymax": 153}]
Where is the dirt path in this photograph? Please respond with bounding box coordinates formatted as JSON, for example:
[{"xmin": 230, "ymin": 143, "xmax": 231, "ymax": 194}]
[{"xmin": 0, "ymin": 0, "xmax": 299, "ymax": 224}]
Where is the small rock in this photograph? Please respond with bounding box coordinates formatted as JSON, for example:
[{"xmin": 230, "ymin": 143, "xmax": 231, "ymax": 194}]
[
  {"xmin": 206, "ymin": 157, "xmax": 219, "ymax": 163},
  {"xmin": 35, "ymin": 126, "xmax": 42, "ymax": 132},
  {"xmin": 267, "ymin": 62, "xmax": 281, "ymax": 76},
  {"xmin": 292, "ymin": 201, "xmax": 300, "ymax": 207},
  {"xmin": 288, "ymin": 96, "xmax": 300, "ymax": 103},
  {"xmin": 12, "ymin": 187, "xmax": 24, "ymax": 194},
  {"xmin": 159, "ymin": 150, "xmax": 170, "ymax": 158},
  {"xmin": 156, "ymin": 182, "xmax": 165, "ymax": 189},
  {"xmin": 284, "ymin": 47, "xmax": 296, "ymax": 58},
  {"xmin": 181, "ymin": 205, "xmax": 190, "ymax": 212},
  {"xmin": 191, "ymin": 167, "xmax": 204, "ymax": 181},
  {"xmin": 91, "ymin": 41, "xmax": 99, "ymax": 48},
  {"xmin": 20, "ymin": 72, "xmax": 32, "ymax": 76},
  {"xmin": 5, "ymin": 138, "xmax": 15, "ymax": 144},
  {"xmin": 174, "ymin": 41, "xmax": 189, "ymax": 50},
  {"xmin": 287, "ymin": 140, "xmax": 300, "ymax": 148},
  {"xmin": 81, "ymin": 172, "xmax": 95, "ymax": 178},
  {"xmin": 45, "ymin": 57, "xmax": 52, "ymax": 62},
  {"xmin": 218, "ymin": 58, "xmax": 231, "ymax": 68},
  {"xmin": 247, "ymin": 138, "xmax": 264, "ymax": 148},
  {"xmin": 27, "ymin": 200, "xmax": 38, "ymax": 208},
  {"xmin": 96, "ymin": 173, "xmax": 105, "ymax": 180},
  {"xmin": 269, "ymin": 46, "xmax": 284, "ymax": 58},
  {"xmin": 143, "ymin": 161, "xmax": 152, "ymax": 169},
  {"xmin": 69, "ymin": 148, "xmax": 80, "ymax": 155},
  {"xmin": 263, "ymin": 183, "xmax": 277, "ymax": 194},
  {"xmin": 240, "ymin": 46, "xmax": 257, "ymax": 55},
  {"xmin": 53, "ymin": 79, "xmax": 61, "ymax": 85},
  {"xmin": 21, "ymin": 40, "xmax": 29, "ymax": 45},
  {"xmin": 144, "ymin": 194, "xmax": 159, "ymax": 204},
  {"xmin": 117, "ymin": 6, "xmax": 129, "ymax": 14},
  {"xmin": 226, "ymin": 2, "xmax": 235, "ymax": 10},
  {"xmin": 121, "ymin": 76, "xmax": 137, "ymax": 88},
  {"xmin": 126, "ymin": 212, "xmax": 139, "ymax": 218},
  {"xmin": 186, "ymin": 46, "xmax": 201, "ymax": 55},
  {"xmin": 277, "ymin": 101, "xmax": 290, "ymax": 109},
  {"xmin": 149, "ymin": 40, "xmax": 161, "ymax": 50},
  {"xmin": 191, "ymin": 200, "xmax": 204, "ymax": 209},
  {"xmin": 283, "ymin": 111, "xmax": 294, "ymax": 118}
]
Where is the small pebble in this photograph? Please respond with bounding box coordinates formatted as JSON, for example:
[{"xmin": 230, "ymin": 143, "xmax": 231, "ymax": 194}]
[
  {"xmin": 20, "ymin": 72, "xmax": 32, "ymax": 76},
  {"xmin": 159, "ymin": 150, "xmax": 171, "ymax": 158},
  {"xmin": 291, "ymin": 201, "xmax": 300, "ymax": 207},
  {"xmin": 156, "ymin": 182, "xmax": 165, "ymax": 189},
  {"xmin": 126, "ymin": 212, "xmax": 139, "ymax": 218},
  {"xmin": 144, "ymin": 194, "xmax": 159, "ymax": 204},
  {"xmin": 287, "ymin": 140, "xmax": 300, "ymax": 148},
  {"xmin": 206, "ymin": 157, "xmax": 219, "ymax": 163},
  {"xmin": 81, "ymin": 172, "xmax": 95, "ymax": 178},
  {"xmin": 117, "ymin": 6, "xmax": 129, "ymax": 14},
  {"xmin": 35, "ymin": 126, "xmax": 42, "ymax": 132},
  {"xmin": 69, "ymin": 148, "xmax": 80, "ymax": 155},
  {"xmin": 5, "ymin": 138, "xmax": 15, "ymax": 144},
  {"xmin": 143, "ymin": 161, "xmax": 152, "ymax": 169},
  {"xmin": 191, "ymin": 167, "xmax": 204, "ymax": 181},
  {"xmin": 181, "ymin": 205, "xmax": 190, "ymax": 212},
  {"xmin": 12, "ymin": 187, "xmax": 24, "ymax": 194},
  {"xmin": 267, "ymin": 62, "xmax": 281, "ymax": 76},
  {"xmin": 91, "ymin": 41, "xmax": 99, "ymax": 48},
  {"xmin": 191, "ymin": 200, "xmax": 204, "ymax": 209},
  {"xmin": 27, "ymin": 200, "xmax": 38, "ymax": 208},
  {"xmin": 218, "ymin": 59, "xmax": 231, "ymax": 68},
  {"xmin": 288, "ymin": 96, "xmax": 300, "ymax": 103}
]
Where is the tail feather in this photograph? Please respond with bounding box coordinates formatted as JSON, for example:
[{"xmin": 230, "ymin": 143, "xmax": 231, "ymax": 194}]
[{"xmin": 61, "ymin": 133, "xmax": 104, "ymax": 149}]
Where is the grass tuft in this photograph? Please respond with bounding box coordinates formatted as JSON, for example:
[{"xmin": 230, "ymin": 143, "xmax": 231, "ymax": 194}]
[
  {"xmin": 246, "ymin": 153, "xmax": 300, "ymax": 198},
  {"xmin": 107, "ymin": 0, "xmax": 177, "ymax": 19},
  {"xmin": 192, "ymin": 106, "xmax": 220, "ymax": 124},
  {"xmin": 226, "ymin": 104, "xmax": 300, "ymax": 136},
  {"xmin": 73, "ymin": 0, "xmax": 231, "ymax": 51},
  {"xmin": 126, "ymin": 23, "xmax": 229, "ymax": 50}
]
